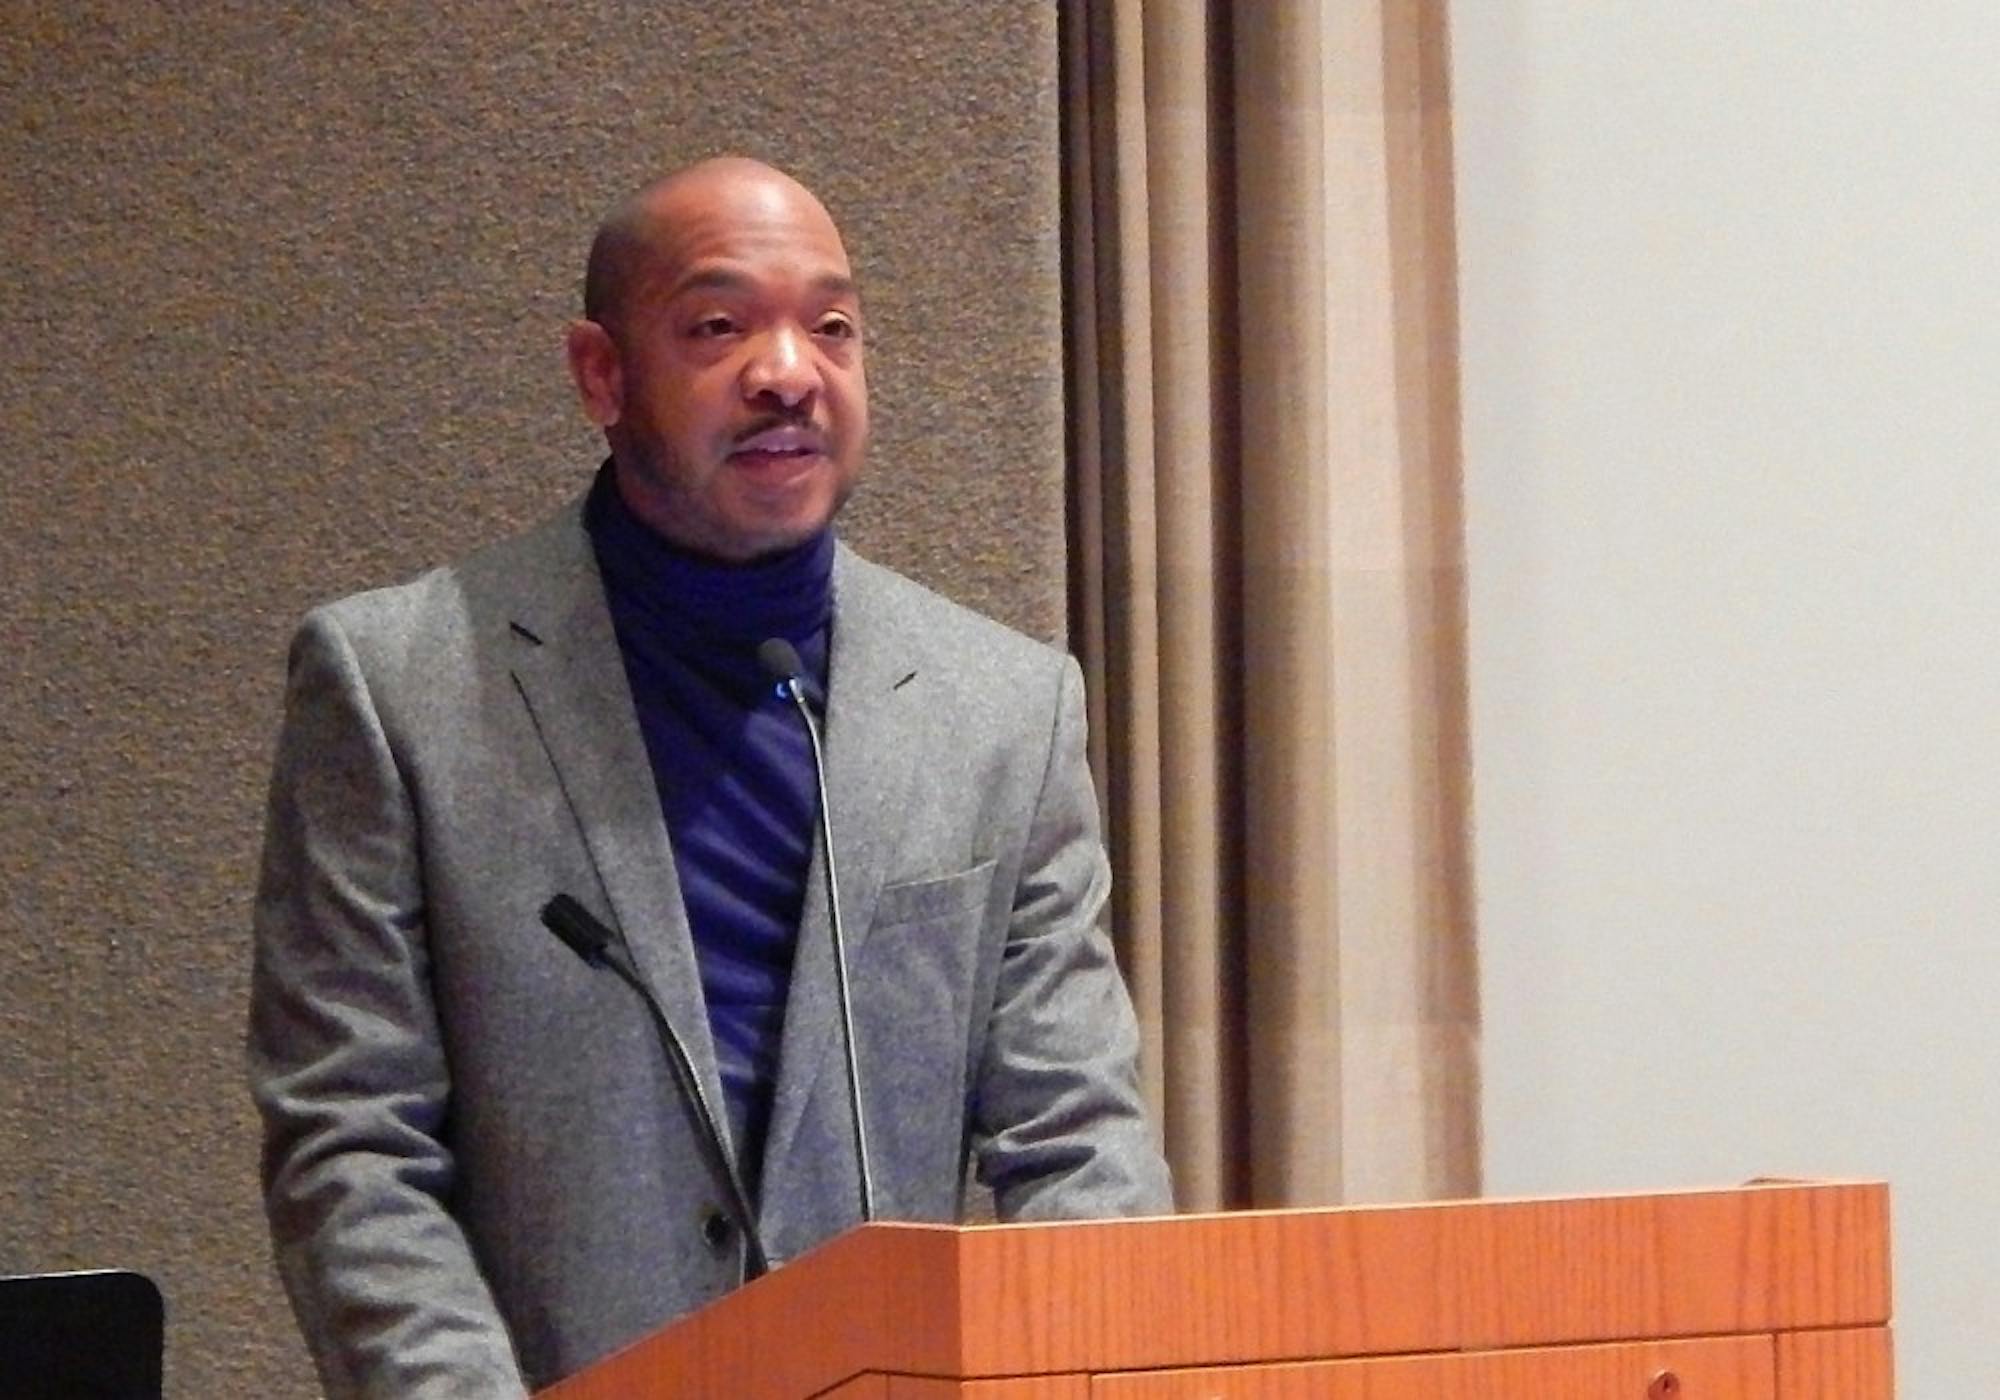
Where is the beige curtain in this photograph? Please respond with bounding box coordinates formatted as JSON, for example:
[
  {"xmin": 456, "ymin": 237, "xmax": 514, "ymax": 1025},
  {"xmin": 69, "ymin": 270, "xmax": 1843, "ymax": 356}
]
[{"xmin": 1062, "ymin": 0, "xmax": 1479, "ymax": 1210}]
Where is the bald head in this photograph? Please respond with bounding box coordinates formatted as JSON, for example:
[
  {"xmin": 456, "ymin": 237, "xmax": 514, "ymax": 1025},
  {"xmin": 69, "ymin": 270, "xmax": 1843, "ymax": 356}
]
[{"xmin": 582, "ymin": 158, "xmax": 848, "ymax": 336}]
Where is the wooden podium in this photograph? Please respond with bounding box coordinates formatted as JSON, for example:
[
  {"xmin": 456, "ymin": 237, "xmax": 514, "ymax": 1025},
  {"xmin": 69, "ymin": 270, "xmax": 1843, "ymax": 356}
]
[{"xmin": 539, "ymin": 1181, "xmax": 1890, "ymax": 1398}]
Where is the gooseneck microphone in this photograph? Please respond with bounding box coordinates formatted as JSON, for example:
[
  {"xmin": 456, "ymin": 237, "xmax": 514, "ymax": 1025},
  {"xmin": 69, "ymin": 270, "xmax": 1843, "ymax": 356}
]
[
  {"xmin": 539, "ymin": 893, "xmax": 770, "ymax": 1280},
  {"xmin": 756, "ymin": 636, "xmax": 877, "ymax": 1223}
]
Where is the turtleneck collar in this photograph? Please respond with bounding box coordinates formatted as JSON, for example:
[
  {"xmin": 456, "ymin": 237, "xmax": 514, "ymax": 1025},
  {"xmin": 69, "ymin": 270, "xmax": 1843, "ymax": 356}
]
[{"xmin": 584, "ymin": 459, "xmax": 835, "ymax": 653}]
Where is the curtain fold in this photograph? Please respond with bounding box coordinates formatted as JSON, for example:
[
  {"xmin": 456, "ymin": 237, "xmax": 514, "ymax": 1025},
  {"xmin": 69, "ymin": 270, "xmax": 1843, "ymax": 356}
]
[{"xmin": 1063, "ymin": 0, "xmax": 1479, "ymax": 1211}]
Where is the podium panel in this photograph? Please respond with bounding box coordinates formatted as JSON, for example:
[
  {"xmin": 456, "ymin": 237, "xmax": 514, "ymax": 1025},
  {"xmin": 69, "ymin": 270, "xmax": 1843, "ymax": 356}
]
[
  {"xmin": 1094, "ymin": 1335, "xmax": 1773, "ymax": 1398},
  {"xmin": 1775, "ymin": 1327, "xmax": 1895, "ymax": 1399},
  {"xmin": 538, "ymin": 1182, "xmax": 1891, "ymax": 1400},
  {"xmin": 822, "ymin": 1380, "xmax": 1089, "ymax": 1399}
]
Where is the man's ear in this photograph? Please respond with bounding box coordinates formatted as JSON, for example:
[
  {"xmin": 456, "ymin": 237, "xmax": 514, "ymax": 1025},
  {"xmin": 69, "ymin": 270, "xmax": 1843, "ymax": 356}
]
[{"xmin": 565, "ymin": 319, "xmax": 623, "ymax": 428}]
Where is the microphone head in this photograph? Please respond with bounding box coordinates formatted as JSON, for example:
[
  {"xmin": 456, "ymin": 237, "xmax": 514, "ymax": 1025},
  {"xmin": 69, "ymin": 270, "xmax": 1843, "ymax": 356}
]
[{"xmin": 757, "ymin": 637, "xmax": 805, "ymax": 683}]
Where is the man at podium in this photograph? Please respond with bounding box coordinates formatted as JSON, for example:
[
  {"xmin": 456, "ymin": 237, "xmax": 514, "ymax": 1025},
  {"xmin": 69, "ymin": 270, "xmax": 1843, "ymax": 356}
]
[{"xmin": 247, "ymin": 156, "xmax": 1172, "ymax": 1399}]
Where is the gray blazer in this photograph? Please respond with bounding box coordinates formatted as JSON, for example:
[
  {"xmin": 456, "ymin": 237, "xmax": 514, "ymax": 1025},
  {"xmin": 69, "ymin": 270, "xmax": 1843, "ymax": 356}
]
[{"xmin": 247, "ymin": 495, "xmax": 1171, "ymax": 1398}]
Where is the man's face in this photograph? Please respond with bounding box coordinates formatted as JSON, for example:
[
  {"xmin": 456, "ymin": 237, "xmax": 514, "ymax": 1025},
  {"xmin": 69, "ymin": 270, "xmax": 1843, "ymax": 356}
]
[{"xmin": 594, "ymin": 171, "xmax": 869, "ymax": 562}]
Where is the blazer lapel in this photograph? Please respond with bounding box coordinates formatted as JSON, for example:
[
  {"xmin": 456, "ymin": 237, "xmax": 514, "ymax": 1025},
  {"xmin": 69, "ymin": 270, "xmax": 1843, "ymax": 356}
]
[
  {"xmin": 760, "ymin": 547, "xmax": 922, "ymax": 1219},
  {"xmin": 501, "ymin": 499, "xmax": 731, "ymax": 1151}
]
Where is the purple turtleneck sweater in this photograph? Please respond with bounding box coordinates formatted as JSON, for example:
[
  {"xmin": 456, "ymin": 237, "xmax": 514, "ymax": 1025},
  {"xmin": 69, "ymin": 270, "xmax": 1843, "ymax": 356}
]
[{"xmin": 584, "ymin": 464, "xmax": 832, "ymax": 1198}]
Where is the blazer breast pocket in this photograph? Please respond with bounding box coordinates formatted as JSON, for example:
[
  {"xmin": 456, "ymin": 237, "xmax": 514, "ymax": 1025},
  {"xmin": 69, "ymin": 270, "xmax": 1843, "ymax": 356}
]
[
  {"xmin": 870, "ymin": 859, "xmax": 998, "ymax": 931},
  {"xmin": 860, "ymin": 860, "xmax": 997, "ymax": 1043}
]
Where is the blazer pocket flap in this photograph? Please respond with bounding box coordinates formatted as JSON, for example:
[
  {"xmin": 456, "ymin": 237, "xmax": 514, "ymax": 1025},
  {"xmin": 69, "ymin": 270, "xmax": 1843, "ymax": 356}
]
[{"xmin": 872, "ymin": 860, "xmax": 997, "ymax": 929}]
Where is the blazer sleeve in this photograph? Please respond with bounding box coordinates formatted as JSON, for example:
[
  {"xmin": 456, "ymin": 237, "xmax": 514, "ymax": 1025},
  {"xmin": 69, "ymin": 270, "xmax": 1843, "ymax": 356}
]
[
  {"xmin": 970, "ymin": 653, "xmax": 1175, "ymax": 1218},
  {"xmin": 246, "ymin": 608, "xmax": 530, "ymax": 1400}
]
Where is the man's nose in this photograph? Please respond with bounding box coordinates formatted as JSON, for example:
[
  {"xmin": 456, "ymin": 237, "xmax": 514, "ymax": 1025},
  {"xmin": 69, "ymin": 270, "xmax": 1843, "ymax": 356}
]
[{"xmin": 741, "ymin": 325, "xmax": 820, "ymax": 407}]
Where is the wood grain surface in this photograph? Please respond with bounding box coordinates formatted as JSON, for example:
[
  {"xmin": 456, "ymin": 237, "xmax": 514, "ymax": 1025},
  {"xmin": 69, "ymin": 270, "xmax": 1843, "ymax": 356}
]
[
  {"xmin": 539, "ymin": 1224, "xmax": 963, "ymax": 1400},
  {"xmin": 536, "ymin": 1182, "xmax": 1890, "ymax": 1398},
  {"xmin": 951, "ymin": 1182, "xmax": 1887, "ymax": 1375},
  {"xmin": 1092, "ymin": 1334, "xmax": 1773, "ymax": 1398},
  {"xmin": 814, "ymin": 1374, "xmax": 1091, "ymax": 1399},
  {"xmin": 1774, "ymin": 1327, "xmax": 1893, "ymax": 1400}
]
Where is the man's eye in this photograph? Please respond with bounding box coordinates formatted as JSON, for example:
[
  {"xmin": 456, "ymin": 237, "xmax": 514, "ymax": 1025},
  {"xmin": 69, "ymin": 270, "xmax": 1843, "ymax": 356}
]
[
  {"xmin": 691, "ymin": 316, "xmax": 736, "ymax": 338},
  {"xmin": 816, "ymin": 317, "xmax": 857, "ymax": 340}
]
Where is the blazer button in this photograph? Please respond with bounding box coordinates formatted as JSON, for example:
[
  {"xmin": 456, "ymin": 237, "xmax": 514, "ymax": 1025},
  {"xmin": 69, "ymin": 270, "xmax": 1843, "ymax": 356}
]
[{"xmin": 698, "ymin": 1206, "xmax": 735, "ymax": 1256}]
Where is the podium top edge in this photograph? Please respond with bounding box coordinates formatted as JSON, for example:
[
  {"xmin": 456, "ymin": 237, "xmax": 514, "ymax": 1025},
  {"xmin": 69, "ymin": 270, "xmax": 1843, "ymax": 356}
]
[{"xmin": 930, "ymin": 1178, "xmax": 1889, "ymax": 1235}]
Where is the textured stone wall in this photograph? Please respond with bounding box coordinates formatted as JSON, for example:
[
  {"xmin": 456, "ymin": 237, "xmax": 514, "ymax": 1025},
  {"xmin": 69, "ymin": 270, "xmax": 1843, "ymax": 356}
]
[{"xmin": 0, "ymin": 5, "xmax": 1063, "ymax": 1394}]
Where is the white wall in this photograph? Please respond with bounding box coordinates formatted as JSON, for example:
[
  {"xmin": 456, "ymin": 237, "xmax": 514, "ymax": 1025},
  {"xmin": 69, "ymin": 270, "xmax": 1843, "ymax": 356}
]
[{"xmin": 1451, "ymin": 4, "xmax": 2000, "ymax": 1389}]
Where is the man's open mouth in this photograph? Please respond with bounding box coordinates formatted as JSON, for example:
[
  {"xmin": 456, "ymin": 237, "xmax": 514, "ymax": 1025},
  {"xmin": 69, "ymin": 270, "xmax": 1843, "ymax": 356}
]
[{"xmin": 731, "ymin": 425, "xmax": 825, "ymax": 460}]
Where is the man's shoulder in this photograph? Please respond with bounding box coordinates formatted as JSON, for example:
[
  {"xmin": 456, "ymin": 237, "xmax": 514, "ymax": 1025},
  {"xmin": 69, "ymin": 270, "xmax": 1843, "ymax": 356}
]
[
  {"xmin": 833, "ymin": 545, "xmax": 1071, "ymax": 681},
  {"xmin": 307, "ymin": 494, "xmax": 587, "ymax": 639}
]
